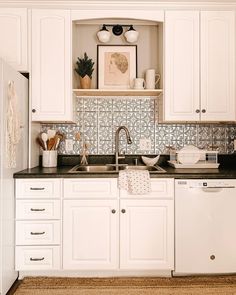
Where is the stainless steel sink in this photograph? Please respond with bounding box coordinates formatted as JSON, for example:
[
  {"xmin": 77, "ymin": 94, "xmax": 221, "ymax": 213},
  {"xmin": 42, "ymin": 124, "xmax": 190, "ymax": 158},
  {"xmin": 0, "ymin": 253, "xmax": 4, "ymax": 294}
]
[
  {"xmin": 69, "ymin": 165, "xmax": 116, "ymax": 173},
  {"xmin": 122, "ymin": 165, "xmax": 166, "ymax": 172},
  {"xmin": 68, "ymin": 164, "xmax": 166, "ymax": 173}
]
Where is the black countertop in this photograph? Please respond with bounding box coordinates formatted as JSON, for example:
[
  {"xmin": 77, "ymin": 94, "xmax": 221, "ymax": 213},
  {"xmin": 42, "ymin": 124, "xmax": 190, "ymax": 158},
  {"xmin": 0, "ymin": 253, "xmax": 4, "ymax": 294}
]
[{"xmin": 14, "ymin": 154, "xmax": 236, "ymax": 179}]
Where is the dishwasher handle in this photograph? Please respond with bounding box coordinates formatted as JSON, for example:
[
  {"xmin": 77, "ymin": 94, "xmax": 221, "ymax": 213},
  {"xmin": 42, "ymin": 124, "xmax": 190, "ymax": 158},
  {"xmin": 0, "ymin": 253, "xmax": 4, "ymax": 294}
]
[
  {"xmin": 201, "ymin": 186, "xmax": 235, "ymax": 193},
  {"xmin": 203, "ymin": 186, "xmax": 236, "ymax": 189}
]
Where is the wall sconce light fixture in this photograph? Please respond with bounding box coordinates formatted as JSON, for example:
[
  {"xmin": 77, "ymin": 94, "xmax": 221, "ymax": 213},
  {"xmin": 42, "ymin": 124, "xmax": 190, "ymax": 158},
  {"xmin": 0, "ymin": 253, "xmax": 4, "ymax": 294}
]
[{"xmin": 97, "ymin": 24, "xmax": 139, "ymax": 43}]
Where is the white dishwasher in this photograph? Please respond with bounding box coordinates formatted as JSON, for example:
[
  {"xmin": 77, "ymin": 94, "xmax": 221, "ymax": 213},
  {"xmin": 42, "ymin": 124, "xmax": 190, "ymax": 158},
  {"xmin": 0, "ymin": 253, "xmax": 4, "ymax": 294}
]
[{"xmin": 175, "ymin": 179, "xmax": 236, "ymax": 274}]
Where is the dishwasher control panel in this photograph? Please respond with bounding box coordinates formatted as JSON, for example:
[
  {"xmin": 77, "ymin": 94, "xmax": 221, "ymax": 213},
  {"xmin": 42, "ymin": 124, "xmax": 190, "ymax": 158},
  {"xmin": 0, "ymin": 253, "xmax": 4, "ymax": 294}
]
[{"xmin": 176, "ymin": 180, "xmax": 235, "ymax": 188}]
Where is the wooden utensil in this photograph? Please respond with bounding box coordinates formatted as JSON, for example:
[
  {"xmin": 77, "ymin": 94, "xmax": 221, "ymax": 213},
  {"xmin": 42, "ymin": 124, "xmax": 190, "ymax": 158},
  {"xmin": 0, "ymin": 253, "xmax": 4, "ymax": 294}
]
[
  {"xmin": 47, "ymin": 137, "xmax": 55, "ymax": 150},
  {"xmin": 52, "ymin": 135, "xmax": 59, "ymax": 150},
  {"xmin": 36, "ymin": 137, "xmax": 45, "ymax": 150}
]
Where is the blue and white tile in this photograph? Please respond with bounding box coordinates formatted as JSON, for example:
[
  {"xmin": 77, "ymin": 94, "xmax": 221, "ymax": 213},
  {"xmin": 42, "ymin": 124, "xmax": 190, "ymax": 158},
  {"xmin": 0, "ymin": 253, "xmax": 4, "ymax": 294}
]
[
  {"xmin": 75, "ymin": 112, "xmax": 83, "ymax": 126},
  {"xmin": 98, "ymin": 98, "xmax": 113, "ymax": 112},
  {"xmin": 140, "ymin": 111, "xmax": 155, "ymax": 126},
  {"xmin": 98, "ymin": 126, "xmax": 113, "ymax": 141},
  {"xmin": 83, "ymin": 126, "xmax": 97, "ymax": 141},
  {"xmin": 75, "ymin": 97, "xmax": 84, "ymax": 111},
  {"xmin": 98, "ymin": 140, "xmax": 113, "ymax": 154},
  {"xmin": 140, "ymin": 98, "xmax": 155, "ymax": 112},
  {"xmin": 155, "ymin": 125, "xmax": 170, "ymax": 141},
  {"xmin": 83, "ymin": 112, "xmax": 98, "ymax": 127},
  {"xmin": 126, "ymin": 111, "xmax": 140, "ymax": 126},
  {"xmin": 198, "ymin": 125, "xmax": 212, "ymax": 141},
  {"xmin": 169, "ymin": 125, "xmax": 184, "ymax": 142},
  {"xmin": 212, "ymin": 127, "xmax": 226, "ymax": 141},
  {"xmin": 126, "ymin": 98, "xmax": 141, "ymax": 112},
  {"xmin": 98, "ymin": 111, "xmax": 113, "ymax": 126},
  {"xmin": 84, "ymin": 97, "xmax": 98, "ymax": 111},
  {"xmin": 113, "ymin": 112, "xmax": 127, "ymax": 126},
  {"xmin": 112, "ymin": 98, "xmax": 127, "ymax": 112}
]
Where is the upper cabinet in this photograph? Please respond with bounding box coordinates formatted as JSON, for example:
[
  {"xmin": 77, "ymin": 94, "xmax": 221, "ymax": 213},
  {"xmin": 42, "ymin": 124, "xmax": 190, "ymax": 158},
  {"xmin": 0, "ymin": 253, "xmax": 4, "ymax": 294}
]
[
  {"xmin": 200, "ymin": 11, "xmax": 235, "ymax": 121},
  {"xmin": 164, "ymin": 11, "xmax": 199, "ymax": 121},
  {"xmin": 0, "ymin": 8, "xmax": 28, "ymax": 71},
  {"xmin": 164, "ymin": 10, "xmax": 235, "ymax": 122},
  {"xmin": 31, "ymin": 9, "xmax": 73, "ymax": 122}
]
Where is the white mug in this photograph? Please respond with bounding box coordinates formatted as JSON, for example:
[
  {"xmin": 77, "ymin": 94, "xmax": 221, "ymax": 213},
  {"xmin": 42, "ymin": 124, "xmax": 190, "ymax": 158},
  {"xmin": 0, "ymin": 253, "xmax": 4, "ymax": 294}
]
[
  {"xmin": 133, "ymin": 78, "xmax": 146, "ymax": 89},
  {"xmin": 42, "ymin": 150, "xmax": 58, "ymax": 167},
  {"xmin": 145, "ymin": 69, "xmax": 160, "ymax": 89}
]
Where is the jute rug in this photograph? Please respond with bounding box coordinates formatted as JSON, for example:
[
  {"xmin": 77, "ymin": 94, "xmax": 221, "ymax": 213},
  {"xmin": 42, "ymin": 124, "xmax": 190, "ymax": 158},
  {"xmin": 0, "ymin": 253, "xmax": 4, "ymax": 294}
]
[{"xmin": 12, "ymin": 276, "xmax": 236, "ymax": 295}]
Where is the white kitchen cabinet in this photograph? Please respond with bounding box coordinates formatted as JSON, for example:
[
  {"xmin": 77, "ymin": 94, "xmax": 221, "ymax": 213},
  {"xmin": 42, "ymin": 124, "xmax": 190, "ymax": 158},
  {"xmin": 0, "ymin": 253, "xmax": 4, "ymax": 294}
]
[
  {"xmin": 31, "ymin": 9, "xmax": 73, "ymax": 122},
  {"xmin": 63, "ymin": 178, "xmax": 119, "ymax": 270},
  {"xmin": 120, "ymin": 199, "xmax": 174, "ymax": 270},
  {"xmin": 164, "ymin": 11, "xmax": 200, "ymax": 121},
  {"xmin": 164, "ymin": 10, "xmax": 235, "ymax": 122},
  {"xmin": 201, "ymin": 11, "xmax": 235, "ymax": 121},
  {"xmin": 15, "ymin": 178, "xmax": 62, "ymax": 271},
  {"xmin": 120, "ymin": 178, "xmax": 174, "ymax": 270},
  {"xmin": 0, "ymin": 8, "xmax": 28, "ymax": 71},
  {"xmin": 63, "ymin": 199, "xmax": 119, "ymax": 270}
]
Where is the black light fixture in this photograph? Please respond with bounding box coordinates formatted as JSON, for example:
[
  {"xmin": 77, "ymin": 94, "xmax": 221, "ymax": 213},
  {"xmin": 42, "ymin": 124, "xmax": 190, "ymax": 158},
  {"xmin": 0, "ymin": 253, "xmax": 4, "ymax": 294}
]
[
  {"xmin": 97, "ymin": 24, "xmax": 139, "ymax": 43},
  {"xmin": 112, "ymin": 24, "xmax": 123, "ymax": 36}
]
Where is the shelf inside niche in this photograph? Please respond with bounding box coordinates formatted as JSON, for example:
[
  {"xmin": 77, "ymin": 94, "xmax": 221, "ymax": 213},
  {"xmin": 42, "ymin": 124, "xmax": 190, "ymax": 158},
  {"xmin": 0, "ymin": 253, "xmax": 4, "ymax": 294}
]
[{"xmin": 73, "ymin": 89, "xmax": 163, "ymax": 97}]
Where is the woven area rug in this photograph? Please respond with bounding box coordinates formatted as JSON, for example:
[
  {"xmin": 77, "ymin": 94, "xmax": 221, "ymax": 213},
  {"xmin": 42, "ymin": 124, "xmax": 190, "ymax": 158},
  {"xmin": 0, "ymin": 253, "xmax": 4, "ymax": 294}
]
[{"xmin": 13, "ymin": 276, "xmax": 236, "ymax": 295}]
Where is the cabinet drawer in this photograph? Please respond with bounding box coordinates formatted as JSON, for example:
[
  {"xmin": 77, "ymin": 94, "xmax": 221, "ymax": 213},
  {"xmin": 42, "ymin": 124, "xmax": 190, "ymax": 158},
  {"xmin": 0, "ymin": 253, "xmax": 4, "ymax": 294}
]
[
  {"xmin": 16, "ymin": 221, "xmax": 60, "ymax": 245},
  {"xmin": 16, "ymin": 179, "xmax": 62, "ymax": 199},
  {"xmin": 64, "ymin": 179, "xmax": 118, "ymax": 199},
  {"xmin": 16, "ymin": 200, "xmax": 60, "ymax": 220},
  {"xmin": 120, "ymin": 178, "xmax": 174, "ymax": 199},
  {"xmin": 15, "ymin": 246, "xmax": 60, "ymax": 270}
]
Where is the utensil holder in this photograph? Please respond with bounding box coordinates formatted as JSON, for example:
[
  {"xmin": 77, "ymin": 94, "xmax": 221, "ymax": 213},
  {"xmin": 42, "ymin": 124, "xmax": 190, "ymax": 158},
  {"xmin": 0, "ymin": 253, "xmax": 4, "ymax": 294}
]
[{"xmin": 42, "ymin": 150, "xmax": 57, "ymax": 167}]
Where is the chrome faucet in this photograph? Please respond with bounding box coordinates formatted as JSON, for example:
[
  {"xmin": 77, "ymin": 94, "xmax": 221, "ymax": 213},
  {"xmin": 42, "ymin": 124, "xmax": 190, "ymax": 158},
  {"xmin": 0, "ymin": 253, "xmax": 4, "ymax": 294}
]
[{"xmin": 115, "ymin": 126, "xmax": 132, "ymax": 169}]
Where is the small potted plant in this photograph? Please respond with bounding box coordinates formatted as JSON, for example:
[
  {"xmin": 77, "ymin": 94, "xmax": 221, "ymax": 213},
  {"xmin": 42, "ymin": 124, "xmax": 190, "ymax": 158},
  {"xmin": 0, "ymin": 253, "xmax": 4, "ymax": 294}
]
[{"xmin": 75, "ymin": 52, "xmax": 95, "ymax": 89}]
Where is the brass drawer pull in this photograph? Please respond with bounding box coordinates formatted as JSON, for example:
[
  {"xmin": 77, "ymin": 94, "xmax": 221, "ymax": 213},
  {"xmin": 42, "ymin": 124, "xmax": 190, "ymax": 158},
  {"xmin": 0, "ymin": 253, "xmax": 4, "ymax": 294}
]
[
  {"xmin": 30, "ymin": 231, "xmax": 45, "ymax": 235},
  {"xmin": 30, "ymin": 187, "xmax": 45, "ymax": 191},
  {"xmin": 30, "ymin": 257, "xmax": 45, "ymax": 261}
]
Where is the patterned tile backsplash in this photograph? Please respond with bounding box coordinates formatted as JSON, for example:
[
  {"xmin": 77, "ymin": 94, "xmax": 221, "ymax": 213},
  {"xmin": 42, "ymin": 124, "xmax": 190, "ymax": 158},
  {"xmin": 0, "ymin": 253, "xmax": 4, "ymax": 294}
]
[{"xmin": 41, "ymin": 97, "xmax": 236, "ymax": 155}]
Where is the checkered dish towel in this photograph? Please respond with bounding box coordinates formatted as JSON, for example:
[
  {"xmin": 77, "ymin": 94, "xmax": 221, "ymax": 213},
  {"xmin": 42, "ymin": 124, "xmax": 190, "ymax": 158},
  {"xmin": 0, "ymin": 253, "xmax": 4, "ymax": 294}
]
[{"xmin": 118, "ymin": 170, "xmax": 151, "ymax": 195}]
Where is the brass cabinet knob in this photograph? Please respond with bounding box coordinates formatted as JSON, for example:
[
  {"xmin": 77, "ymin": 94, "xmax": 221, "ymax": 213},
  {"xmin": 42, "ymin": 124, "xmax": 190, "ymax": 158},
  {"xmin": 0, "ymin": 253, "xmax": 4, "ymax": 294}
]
[
  {"xmin": 32, "ymin": 109, "xmax": 36, "ymax": 113},
  {"xmin": 121, "ymin": 209, "xmax": 126, "ymax": 213},
  {"xmin": 202, "ymin": 109, "xmax": 206, "ymax": 113},
  {"xmin": 111, "ymin": 209, "xmax": 116, "ymax": 214},
  {"xmin": 196, "ymin": 109, "xmax": 200, "ymax": 113}
]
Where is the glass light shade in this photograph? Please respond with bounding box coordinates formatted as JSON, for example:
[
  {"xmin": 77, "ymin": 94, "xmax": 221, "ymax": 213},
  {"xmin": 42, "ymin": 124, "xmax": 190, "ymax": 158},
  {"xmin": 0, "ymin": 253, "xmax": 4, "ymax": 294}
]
[
  {"xmin": 124, "ymin": 26, "xmax": 139, "ymax": 43},
  {"xmin": 97, "ymin": 27, "xmax": 111, "ymax": 43}
]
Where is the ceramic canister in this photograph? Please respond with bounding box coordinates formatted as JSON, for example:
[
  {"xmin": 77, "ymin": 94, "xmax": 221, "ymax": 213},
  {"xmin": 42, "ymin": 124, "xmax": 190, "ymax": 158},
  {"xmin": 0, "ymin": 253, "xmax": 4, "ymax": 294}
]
[{"xmin": 145, "ymin": 69, "xmax": 160, "ymax": 89}]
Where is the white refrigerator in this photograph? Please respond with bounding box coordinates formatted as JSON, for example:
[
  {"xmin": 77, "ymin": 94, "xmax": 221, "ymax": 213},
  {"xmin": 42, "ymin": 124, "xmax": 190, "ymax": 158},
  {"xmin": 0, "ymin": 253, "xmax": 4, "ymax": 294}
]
[{"xmin": 0, "ymin": 59, "xmax": 28, "ymax": 294}]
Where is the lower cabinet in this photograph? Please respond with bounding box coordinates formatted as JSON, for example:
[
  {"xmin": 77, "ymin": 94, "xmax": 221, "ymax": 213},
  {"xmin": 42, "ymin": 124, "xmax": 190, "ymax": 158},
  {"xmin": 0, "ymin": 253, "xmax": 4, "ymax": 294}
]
[
  {"xmin": 63, "ymin": 199, "xmax": 119, "ymax": 270},
  {"xmin": 120, "ymin": 199, "xmax": 174, "ymax": 270},
  {"xmin": 15, "ymin": 177, "xmax": 174, "ymax": 272},
  {"xmin": 63, "ymin": 178, "xmax": 174, "ymax": 271},
  {"xmin": 15, "ymin": 178, "xmax": 62, "ymax": 271}
]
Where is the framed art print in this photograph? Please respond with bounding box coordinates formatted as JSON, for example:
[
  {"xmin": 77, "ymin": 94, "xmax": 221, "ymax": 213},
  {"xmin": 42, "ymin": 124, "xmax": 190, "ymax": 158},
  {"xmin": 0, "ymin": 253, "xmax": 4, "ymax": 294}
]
[{"xmin": 97, "ymin": 45, "xmax": 137, "ymax": 89}]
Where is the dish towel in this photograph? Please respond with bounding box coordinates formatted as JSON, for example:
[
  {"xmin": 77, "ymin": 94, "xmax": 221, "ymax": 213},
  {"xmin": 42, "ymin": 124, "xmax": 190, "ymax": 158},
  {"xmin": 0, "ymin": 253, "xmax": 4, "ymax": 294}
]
[
  {"xmin": 118, "ymin": 170, "xmax": 151, "ymax": 195},
  {"xmin": 6, "ymin": 81, "xmax": 21, "ymax": 168}
]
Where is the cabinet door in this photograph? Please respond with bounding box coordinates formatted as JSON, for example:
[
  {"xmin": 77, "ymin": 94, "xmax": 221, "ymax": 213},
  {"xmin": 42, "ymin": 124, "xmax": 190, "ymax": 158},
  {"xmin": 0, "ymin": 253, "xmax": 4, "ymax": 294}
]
[
  {"xmin": 0, "ymin": 8, "xmax": 27, "ymax": 71},
  {"xmin": 201, "ymin": 11, "xmax": 235, "ymax": 121},
  {"xmin": 164, "ymin": 11, "xmax": 200, "ymax": 121},
  {"xmin": 63, "ymin": 200, "xmax": 118, "ymax": 270},
  {"xmin": 120, "ymin": 199, "xmax": 174, "ymax": 270},
  {"xmin": 31, "ymin": 9, "xmax": 72, "ymax": 122}
]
